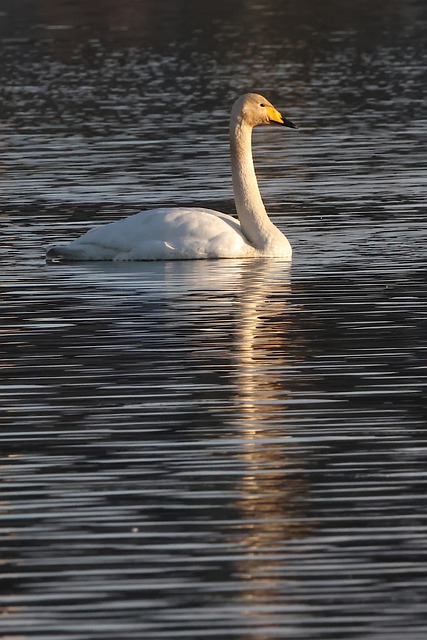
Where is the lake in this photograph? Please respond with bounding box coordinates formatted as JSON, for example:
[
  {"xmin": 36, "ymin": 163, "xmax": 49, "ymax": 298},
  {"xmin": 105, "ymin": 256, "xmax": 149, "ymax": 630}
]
[{"xmin": 1, "ymin": 0, "xmax": 427, "ymax": 638}]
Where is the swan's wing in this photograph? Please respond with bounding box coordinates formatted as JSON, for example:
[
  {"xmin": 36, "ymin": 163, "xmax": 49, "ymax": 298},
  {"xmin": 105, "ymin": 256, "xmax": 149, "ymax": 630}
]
[{"xmin": 47, "ymin": 208, "xmax": 255, "ymax": 261}]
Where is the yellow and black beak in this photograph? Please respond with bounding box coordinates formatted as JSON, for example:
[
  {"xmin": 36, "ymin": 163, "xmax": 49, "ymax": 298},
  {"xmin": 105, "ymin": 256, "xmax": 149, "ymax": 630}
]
[{"xmin": 266, "ymin": 105, "xmax": 298, "ymax": 129}]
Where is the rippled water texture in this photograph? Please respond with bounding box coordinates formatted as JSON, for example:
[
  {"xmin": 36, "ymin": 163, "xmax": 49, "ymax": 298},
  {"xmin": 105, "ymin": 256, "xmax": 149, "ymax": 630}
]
[{"xmin": 1, "ymin": 0, "xmax": 427, "ymax": 638}]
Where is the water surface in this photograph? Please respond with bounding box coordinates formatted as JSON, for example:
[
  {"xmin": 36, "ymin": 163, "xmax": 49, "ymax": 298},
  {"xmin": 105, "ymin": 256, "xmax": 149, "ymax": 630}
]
[{"xmin": 1, "ymin": 0, "xmax": 427, "ymax": 638}]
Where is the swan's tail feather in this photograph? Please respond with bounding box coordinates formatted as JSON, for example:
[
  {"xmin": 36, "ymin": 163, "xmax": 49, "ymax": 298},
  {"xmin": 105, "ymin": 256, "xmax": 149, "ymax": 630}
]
[{"xmin": 46, "ymin": 244, "xmax": 88, "ymax": 261}]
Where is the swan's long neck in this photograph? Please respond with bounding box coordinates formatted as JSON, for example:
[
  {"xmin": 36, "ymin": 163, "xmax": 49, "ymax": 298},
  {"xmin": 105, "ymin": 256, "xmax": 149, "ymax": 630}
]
[{"xmin": 230, "ymin": 118, "xmax": 278, "ymax": 250}]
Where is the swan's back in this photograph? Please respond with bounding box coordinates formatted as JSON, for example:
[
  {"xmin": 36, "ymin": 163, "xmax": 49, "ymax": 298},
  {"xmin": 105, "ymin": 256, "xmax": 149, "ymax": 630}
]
[{"xmin": 46, "ymin": 208, "xmax": 257, "ymax": 261}]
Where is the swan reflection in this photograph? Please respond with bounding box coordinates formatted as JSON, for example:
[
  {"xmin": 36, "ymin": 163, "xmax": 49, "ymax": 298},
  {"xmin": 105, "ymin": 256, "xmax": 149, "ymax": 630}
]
[
  {"xmin": 228, "ymin": 259, "xmax": 312, "ymax": 632},
  {"xmin": 44, "ymin": 257, "xmax": 313, "ymax": 632}
]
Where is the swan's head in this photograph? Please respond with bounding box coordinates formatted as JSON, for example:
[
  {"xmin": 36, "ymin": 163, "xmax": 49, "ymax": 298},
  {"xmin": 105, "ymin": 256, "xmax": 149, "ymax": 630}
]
[{"xmin": 233, "ymin": 93, "xmax": 297, "ymax": 129}]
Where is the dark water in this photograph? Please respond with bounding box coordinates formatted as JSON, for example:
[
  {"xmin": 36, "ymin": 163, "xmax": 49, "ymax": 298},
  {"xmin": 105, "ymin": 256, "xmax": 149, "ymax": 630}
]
[{"xmin": 1, "ymin": 0, "xmax": 427, "ymax": 638}]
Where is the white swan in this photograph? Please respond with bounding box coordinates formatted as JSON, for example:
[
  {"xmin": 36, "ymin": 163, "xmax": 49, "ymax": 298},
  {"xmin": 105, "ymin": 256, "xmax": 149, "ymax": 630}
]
[{"xmin": 46, "ymin": 93, "xmax": 297, "ymax": 261}]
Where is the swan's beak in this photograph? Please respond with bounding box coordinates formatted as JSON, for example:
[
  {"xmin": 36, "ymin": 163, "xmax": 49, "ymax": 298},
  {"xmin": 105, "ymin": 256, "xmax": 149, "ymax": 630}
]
[
  {"xmin": 282, "ymin": 116, "xmax": 298, "ymax": 129},
  {"xmin": 266, "ymin": 106, "xmax": 298, "ymax": 129}
]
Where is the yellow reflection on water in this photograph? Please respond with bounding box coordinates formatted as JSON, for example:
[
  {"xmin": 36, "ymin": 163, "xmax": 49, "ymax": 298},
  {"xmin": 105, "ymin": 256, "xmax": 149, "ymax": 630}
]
[{"xmin": 229, "ymin": 259, "xmax": 313, "ymax": 635}]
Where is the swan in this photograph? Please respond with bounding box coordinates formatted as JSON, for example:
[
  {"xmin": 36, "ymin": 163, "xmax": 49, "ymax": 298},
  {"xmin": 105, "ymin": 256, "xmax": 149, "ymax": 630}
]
[{"xmin": 46, "ymin": 93, "xmax": 297, "ymax": 261}]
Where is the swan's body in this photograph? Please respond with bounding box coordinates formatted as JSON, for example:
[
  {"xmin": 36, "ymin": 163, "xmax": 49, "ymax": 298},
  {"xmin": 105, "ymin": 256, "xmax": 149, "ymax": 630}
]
[{"xmin": 46, "ymin": 93, "xmax": 297, "ymax": 262}]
